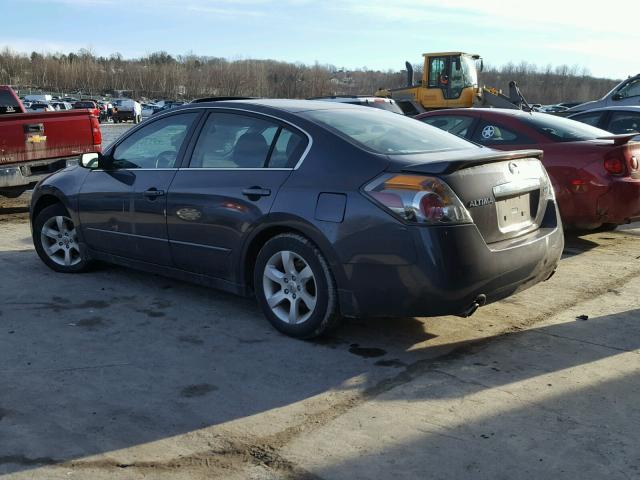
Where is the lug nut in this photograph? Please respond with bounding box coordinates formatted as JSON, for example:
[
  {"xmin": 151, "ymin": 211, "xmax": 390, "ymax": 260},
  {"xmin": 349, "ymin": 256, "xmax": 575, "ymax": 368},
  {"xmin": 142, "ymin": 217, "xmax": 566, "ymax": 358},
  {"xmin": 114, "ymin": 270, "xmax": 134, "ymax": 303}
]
[
  {"xmin": 292, "ymin": 293, "xmax": 297, "ymax": 299},
  {"xmin": 284, "ymin": 289, "xmax": 289, "ymax": 294},
  {"xmin": 292, "ymin": 276, "xmax": 296, "ymax": 280}
]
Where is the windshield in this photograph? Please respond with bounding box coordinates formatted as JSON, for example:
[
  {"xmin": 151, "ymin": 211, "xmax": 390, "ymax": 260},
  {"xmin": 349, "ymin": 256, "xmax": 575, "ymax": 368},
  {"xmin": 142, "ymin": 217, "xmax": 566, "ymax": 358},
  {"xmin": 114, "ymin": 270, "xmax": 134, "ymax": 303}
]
[
  {"xmin": 461, "ymin": 55, "xmax": 478, "ymax": 88},
  {"xmin": 304, "ymin": 108, "xmax": 478, "ymax": 155},
  {"xmin": 523, "ymin": 113, "xmax": 612, "ymax": 142}
]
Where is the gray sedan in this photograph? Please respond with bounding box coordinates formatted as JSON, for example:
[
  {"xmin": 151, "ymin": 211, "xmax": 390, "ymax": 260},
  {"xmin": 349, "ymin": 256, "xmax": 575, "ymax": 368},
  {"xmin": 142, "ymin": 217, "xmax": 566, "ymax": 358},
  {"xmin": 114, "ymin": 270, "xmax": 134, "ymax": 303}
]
[{"xmin": 30, "ymin": 99, "xmax": 564, "ymax": 338}]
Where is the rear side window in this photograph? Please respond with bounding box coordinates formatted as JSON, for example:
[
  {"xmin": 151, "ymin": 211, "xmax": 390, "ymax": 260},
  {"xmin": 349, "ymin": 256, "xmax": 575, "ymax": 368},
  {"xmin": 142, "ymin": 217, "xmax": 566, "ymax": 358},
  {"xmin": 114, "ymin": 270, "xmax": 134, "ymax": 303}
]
[
  {"xmin": 189, "ymin": 112, "xmax": 307, "ymax": 169},
  {"xmin": 421, "ymin": 115, "xmax": 475, "ymax": 139},
  {"xmin": 471, "ymin": 121, "xmax": 533, "ymax": 145},
  {"xmin": 608, "ymin": 111, "xmax": 640, "ymax": 134},
  {"xmin": 571, "ymin": 111, "xmax": 603, "ymax": 127}
]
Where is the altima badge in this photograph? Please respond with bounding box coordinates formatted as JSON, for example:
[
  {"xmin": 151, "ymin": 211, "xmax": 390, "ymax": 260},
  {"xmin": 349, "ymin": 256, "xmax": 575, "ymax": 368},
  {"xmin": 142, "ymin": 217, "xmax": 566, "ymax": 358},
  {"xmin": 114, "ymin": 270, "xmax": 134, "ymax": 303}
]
[{"xmin": 468, "ymin": 197, "xmax": 494, "ymax": 208}]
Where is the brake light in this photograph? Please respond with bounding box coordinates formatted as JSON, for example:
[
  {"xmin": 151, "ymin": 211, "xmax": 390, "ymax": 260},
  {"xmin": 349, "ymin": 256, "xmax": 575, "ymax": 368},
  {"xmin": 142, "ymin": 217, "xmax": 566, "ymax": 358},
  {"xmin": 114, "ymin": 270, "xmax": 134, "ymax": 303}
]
[
  {"xmin": 603, "ymin": 156, "xmax": 625, "ymax": 175},
  {"xmin": 364, "ymin": 174, "xmax": 472, "ymax": 225},
  {"xmin": 90, "ymin": 116, "xmax": 102, "ymax": 147}
]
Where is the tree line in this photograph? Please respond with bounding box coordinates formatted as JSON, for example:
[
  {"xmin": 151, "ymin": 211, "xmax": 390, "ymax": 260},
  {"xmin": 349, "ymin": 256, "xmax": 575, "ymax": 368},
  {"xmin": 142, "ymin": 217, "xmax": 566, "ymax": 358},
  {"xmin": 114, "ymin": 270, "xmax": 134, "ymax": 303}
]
[{"xmin": 0, "ymin": 48, "xmax": 620, "ymax": 104}]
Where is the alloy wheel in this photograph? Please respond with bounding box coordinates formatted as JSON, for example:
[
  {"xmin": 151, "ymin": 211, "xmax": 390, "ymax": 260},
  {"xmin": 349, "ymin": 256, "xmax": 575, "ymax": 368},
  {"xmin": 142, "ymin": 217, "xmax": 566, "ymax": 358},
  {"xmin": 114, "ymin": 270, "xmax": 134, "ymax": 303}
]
[
  {"xmin": 40, "ymin": 215, "xmax": 81, "ymax": 267},
  {"xmin": 262, "ymin": 250, "xmax": 317, "ymax": 325}
]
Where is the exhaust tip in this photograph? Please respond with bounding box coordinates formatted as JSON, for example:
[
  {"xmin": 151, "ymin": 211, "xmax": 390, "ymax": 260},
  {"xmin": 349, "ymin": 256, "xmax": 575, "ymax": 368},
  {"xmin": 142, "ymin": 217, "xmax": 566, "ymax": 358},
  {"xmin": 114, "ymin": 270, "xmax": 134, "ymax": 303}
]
[{"xmin": 458, "ymin": 295, "xmax": 487, "ymax": 318}]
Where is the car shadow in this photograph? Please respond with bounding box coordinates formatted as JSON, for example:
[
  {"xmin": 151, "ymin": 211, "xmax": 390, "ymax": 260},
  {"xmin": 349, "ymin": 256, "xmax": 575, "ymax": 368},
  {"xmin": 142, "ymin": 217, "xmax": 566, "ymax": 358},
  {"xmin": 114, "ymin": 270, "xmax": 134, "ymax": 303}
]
[
  {"xmin": 296, "ymin": 308, "xmax": 640, "ymax": 479},
  {"xmin": 0, "ymin": 248, "xmax": 636, "ymax": 476}
]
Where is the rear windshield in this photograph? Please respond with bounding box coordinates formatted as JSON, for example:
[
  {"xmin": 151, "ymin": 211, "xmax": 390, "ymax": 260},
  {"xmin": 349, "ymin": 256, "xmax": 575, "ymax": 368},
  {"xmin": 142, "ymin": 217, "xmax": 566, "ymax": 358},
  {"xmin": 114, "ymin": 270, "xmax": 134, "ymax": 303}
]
[
  {"xmin": 304, "ymin": 108, "xmax": 477, "ymax": 155},
  {"xmin": 346, "ymin": 100, "xmax": 404, "ymax": 115},
  {"xmin": 523, "ymin": 113, "xmax": 611, "ymax": 142},
  {"xmin": 74, "ymin": 101, "xmax": 95, "ymax": 108},
  {"xmin": 0, "ymin": 90, "xmax": 21, "ymax": 114}
]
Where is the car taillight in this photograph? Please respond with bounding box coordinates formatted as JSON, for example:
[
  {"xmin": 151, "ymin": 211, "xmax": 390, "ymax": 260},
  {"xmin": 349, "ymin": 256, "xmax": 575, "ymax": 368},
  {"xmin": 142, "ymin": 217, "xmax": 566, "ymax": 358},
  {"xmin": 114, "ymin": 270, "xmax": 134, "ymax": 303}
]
[
  {"xmin": 364, "ymin": 174, "xmax": 472, "ymax": 225},
  {"xmin": 603, "ymin": 156, "xmax": 625, "ymax": 175},
  {"xmin": 90, "ymin": 116, "xmax": 102, "ymax": 146}
]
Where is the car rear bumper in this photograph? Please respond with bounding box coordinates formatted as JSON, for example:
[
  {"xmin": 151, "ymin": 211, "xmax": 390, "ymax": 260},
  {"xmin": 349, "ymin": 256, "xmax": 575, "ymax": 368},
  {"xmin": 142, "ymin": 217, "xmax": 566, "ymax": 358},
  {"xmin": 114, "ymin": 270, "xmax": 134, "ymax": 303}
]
[
  {"xmin": 338, "ymin": 200, "xmax": 564, "ymax": 318},
  {"xmin": 596, "ymin": 178, "xmax": 640, "ymax": 225}
]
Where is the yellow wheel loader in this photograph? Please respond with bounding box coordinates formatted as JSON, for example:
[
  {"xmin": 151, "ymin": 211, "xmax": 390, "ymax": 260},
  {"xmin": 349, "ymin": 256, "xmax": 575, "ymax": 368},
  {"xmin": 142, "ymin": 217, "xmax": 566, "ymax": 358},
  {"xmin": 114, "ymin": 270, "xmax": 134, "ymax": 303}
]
[{"xmin": 376, "ymin": 52, "xmax": 532, "ymax": 114}]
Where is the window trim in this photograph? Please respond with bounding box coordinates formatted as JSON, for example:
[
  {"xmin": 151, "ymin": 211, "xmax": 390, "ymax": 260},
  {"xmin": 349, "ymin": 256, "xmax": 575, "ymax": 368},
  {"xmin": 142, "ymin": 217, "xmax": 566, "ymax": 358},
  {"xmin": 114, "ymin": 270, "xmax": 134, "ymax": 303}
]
[{"xmin": 103, "ymin": 106, "xmax": 313, "ymax": 172}]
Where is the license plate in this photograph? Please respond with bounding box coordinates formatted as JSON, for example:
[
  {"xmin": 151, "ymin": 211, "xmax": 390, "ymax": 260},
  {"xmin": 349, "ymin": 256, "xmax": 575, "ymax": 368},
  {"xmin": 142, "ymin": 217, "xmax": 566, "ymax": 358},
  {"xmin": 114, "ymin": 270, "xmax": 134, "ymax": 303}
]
[{"xmin": 496, "ymin": 193, "xmax": 533, "ymax": 232}]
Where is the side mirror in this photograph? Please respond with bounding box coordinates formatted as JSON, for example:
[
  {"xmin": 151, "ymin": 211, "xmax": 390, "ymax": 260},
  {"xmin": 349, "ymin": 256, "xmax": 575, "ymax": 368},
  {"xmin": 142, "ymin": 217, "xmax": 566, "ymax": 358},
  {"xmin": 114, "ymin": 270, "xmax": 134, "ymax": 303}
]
[
  {"xmin": 612, "ymin": 93, "xmax": 623, "ymax": 101},
  {"xmin": 79, "ymin": 152, "xmax": 109, "ymax": 169}
]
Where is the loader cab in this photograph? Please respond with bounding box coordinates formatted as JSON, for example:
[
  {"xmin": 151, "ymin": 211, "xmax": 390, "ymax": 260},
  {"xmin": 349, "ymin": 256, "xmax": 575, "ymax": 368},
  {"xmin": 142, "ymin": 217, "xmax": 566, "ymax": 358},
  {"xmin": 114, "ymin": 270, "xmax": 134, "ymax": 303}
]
[{"xmin": 420, "ymin": 52, "xmax": 481, "ymax": 108}]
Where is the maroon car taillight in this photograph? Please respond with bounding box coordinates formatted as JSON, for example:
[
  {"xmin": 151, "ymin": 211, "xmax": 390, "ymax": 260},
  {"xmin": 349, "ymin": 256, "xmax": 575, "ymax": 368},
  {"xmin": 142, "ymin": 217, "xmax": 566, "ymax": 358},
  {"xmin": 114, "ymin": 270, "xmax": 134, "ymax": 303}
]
[
  {"xmin": 603, "ymin": 155, "xmax": 626, "ymax": 176},
  {"xmin": 364, "ymin": 174, "xmax": 472, "ymax": 225}
]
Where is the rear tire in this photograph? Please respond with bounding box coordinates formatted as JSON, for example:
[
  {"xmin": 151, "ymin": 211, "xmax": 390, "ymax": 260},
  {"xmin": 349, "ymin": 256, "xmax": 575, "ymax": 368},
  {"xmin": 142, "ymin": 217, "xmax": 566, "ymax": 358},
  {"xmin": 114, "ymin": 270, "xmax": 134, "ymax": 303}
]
[
  {"xmin": 33, "ymin": 203, "xmax": 92, "ymax": 273},
  {"xmin": 254, "ymin": 233, "xmax": 341, "ymax": 339}
]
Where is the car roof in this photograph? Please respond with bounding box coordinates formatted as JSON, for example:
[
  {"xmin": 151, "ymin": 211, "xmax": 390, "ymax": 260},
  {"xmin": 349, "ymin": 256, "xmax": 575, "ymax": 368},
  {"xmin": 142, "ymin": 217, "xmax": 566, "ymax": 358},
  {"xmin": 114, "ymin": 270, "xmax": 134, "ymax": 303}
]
[{"xmin": 174, "ymin": 98, "xmax": 363, "ymax": 113}]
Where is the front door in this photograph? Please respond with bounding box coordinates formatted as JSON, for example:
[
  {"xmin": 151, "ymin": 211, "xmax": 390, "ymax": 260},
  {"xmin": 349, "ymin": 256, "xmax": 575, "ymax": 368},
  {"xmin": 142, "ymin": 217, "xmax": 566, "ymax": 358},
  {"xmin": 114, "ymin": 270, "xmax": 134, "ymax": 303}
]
[
  {"xmin": 79, "ymin": 112, "xmax": 200, "ymax": 264},
  {"xmin": 167, "ymin": 110, "xmax": 308, "ymax": 280}
]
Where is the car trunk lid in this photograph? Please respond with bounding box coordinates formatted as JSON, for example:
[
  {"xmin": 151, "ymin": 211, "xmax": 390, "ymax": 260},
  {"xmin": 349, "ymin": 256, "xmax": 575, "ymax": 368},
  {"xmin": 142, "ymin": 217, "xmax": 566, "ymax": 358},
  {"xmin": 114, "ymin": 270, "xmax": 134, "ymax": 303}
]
[{"xmin": 397, "ymin": 149, "xmax": 550, "ymax": 244}]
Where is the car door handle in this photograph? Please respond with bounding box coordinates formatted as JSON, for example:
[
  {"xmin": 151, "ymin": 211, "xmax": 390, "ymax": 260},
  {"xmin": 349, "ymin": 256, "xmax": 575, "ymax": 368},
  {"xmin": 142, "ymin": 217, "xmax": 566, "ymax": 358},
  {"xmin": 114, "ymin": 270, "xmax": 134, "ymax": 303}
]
[
  {"xmin": 143, "ymin": 188, "xmax": 165, "ymax": 198},
  {"xmin": 242, "ymin": 187, "xmax": 271, "ymax": 198}
]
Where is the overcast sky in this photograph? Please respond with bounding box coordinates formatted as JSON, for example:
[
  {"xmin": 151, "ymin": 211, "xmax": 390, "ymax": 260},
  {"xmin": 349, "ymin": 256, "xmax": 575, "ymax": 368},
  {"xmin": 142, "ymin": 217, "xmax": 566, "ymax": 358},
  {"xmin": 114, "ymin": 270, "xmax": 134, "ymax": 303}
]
[{"xmin": 2, "ymin": 0, "xmax": 639, "ymax": 80}]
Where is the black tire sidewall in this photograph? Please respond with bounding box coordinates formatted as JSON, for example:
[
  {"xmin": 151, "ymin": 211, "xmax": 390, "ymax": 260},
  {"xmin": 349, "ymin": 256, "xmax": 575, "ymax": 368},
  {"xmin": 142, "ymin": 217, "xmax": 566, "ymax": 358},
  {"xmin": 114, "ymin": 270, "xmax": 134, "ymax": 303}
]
[
  {"xmin": 33, "ymin": 203, "xmax": 91, "ymax": 273},
  {"xmin": 254, "ymin": 235, "xmax": 336, "ymax": 339}
]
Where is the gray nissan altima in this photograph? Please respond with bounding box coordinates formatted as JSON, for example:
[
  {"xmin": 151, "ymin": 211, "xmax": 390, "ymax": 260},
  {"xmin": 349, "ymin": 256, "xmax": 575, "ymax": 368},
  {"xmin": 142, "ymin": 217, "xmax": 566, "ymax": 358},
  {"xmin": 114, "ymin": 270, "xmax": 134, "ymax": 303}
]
[{"xmin": 30, "ymin": 99, "xmax": 564, "ymax": 338}]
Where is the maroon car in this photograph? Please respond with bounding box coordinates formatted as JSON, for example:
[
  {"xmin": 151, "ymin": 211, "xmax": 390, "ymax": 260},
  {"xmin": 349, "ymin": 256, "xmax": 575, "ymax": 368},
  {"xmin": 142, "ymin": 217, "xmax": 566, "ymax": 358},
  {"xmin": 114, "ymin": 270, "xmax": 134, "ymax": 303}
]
[{"xmin": 417, "ymin": 109, "xmax": 640, "ymax": 230}]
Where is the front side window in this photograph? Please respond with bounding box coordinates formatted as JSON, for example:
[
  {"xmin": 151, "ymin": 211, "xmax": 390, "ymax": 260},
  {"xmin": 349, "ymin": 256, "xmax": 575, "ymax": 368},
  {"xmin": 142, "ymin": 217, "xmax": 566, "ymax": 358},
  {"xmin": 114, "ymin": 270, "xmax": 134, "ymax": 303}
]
[
  {"xmin": 421, "ymin": 115, "xmax": 475, "ymax": 139},
  {"xmin": 112, "ymin": 112, "xmax": 198, "ymax": 169},
  {"xmin": 608, "ymin": 111, "xmax": 640, "ymax": 134},
  {"xmin": 189, "ymin": 112, "xmax": 307, "ymax": 168},
  {"xmin": 617, "ymin": 79, "xmax": 640, "ymax": 99}
]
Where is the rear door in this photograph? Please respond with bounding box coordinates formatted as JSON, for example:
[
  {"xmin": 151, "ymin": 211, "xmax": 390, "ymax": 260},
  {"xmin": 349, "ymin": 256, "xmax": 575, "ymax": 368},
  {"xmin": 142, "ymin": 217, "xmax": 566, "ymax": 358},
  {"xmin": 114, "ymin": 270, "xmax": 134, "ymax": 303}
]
[{"xmin": 166, "ymin": 109, "xmax": 308, "ymax": 280}]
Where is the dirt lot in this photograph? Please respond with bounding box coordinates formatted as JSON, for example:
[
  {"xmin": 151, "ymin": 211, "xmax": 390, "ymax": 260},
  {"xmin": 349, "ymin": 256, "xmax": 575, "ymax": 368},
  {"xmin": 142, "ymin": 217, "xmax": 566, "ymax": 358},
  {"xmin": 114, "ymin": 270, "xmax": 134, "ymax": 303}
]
[{"xmin": 1, "ymin": 145, "xmax": 639, "ymax": 478}]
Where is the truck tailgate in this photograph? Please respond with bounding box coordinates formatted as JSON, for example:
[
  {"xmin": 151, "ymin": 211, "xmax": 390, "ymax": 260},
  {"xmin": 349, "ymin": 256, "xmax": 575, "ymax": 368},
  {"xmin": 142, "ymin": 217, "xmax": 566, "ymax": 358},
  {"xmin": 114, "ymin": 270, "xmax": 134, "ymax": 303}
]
[{"xmin": 0, "ymin": 110, "xmax": 100, "ymax": 166}]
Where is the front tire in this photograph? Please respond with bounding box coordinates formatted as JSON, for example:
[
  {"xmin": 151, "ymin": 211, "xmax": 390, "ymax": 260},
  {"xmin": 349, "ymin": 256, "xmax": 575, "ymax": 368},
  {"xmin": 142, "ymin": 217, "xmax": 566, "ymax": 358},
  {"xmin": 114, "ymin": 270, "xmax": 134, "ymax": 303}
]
[
  {"xmin": 33, "ymin": 203, "xmax": 92, "ymax": 273},
  {"xmin": 254, "ymin": 233, "xmax": 341, "ymax": 339}
]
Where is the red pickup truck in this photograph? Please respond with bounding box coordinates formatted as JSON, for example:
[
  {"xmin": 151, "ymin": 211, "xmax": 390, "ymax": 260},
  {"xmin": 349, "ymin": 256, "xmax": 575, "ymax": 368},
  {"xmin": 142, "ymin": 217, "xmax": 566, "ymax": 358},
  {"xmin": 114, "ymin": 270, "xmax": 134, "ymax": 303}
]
[{"xmin": 0, "ymin": 86, "xmax": 102, "ymax": 197}]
